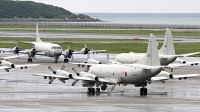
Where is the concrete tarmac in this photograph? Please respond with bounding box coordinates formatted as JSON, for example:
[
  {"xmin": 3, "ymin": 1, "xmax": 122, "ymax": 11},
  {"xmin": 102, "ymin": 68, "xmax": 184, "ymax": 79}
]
[{"xmin": 0, "ymin": 53, "xmax": 200, "ymax": 111}]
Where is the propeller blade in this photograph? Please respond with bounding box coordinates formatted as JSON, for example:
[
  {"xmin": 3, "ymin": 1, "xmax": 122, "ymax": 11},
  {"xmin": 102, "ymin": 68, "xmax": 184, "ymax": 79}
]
[
  {"xmin": 72, "ymin": 68, "xmax": 80, "ymax": 76},
  {"xmin": 49, "ymin": 77, "xmax": 55, "ymax": 84},
  {"xmin": 107, "ymin": 54, "xmax": 109, "ymax": 60},
  {"xmin": 59, "ymin": 79, "xmax": 65, "ymax": 83},
  {"xmin": 60, "ymin": 65, "xmax": 65, "ymax": 70},
  {"xmin": 72, "ymin": 80, "xmax": 79, "ymax": 86},
  {"xmin": 108, "ymin": 77, "xmax": 121, "ymax": 95},
  {"xmin": 84, "ymin": 67, "xmax": 89, "ymax": 72},
  {"xmin": 71, "ymin": 55, "xmax": 74, "ymax": 60},
  {"xmin": 84, "ymin": 43, "xmax": 87, "ymax": 48},
  {"xmin": 16, "ymin": 42, "xmax": 18, "ymax": 47},
  {"xmin": 48, "ymin": 66, "xmax": 56, "ymax": 74},
  {"xmin": 68, "ymin": 45, "xmax": 71, "ymax": 49}
]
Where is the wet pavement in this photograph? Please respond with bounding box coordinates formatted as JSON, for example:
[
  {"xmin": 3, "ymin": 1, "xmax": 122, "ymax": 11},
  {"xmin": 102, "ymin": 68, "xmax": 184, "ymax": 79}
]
[{"xmin": 0, "ymin": 53, "xmax": 200, "ymax": 111}]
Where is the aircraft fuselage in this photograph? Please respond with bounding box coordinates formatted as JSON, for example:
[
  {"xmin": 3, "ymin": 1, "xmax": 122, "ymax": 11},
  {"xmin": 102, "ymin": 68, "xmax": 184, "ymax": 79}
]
[
  {"xmin": 115, "ymin": 53, "xmax": 177, "ymax": 65},
  {"xmin": 33, "ymin": 42, "xmax": 62, "ymax": 58},
  {"xmin": 88, "ymin": 64, "xmax": 162, "ymax": 84}
]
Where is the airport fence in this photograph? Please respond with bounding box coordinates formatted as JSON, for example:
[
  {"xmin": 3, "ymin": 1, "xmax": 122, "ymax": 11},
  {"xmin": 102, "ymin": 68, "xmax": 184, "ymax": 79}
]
[{"xmin": 0, "ymin": 22, "xmax": 200, "ymax": 29}]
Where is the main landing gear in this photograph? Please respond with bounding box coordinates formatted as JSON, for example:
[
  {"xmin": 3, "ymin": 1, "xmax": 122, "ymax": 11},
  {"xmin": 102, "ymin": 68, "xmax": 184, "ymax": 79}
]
[
  {"xmin": 140, "ymin": 87, "xmax": 148, "ymax": 96},
  {"xmin": 28, "ymin": 58, "xmax": 33, "ymax": 62},
  {"xmin": 54, "ymin": 58, "xmax": 58, "ymax": 63},
  {"xmin": 64, "ymin": 58, "xmax": 68, "ymax": 63},
  {"xmin": 87, "ymin": 88, "xmax": 100, "ymax": 94}
]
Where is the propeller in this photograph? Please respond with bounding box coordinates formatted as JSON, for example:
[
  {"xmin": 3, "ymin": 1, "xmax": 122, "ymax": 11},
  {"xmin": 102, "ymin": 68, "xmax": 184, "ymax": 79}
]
[
  {"xmin": 29, "ymin": 45, "xmax": 37, "ymax": 60},
  {"xmin": 14, "ymin": 43, "xmax": 19, "ymax": 55},
  {"xmin": 108, "ymin": 77, "xmax": 121, "ymax": 95},
  {"xmin": 72, "ymin": 68, "xmax": 80, "ymax": 76},
  {"xmin": 71, "ymin": 68, "xmax": 80, "ymax": 86},
  {"xmin": 84, "ymin": 44, "xmax": 90, "ymax": 54},
  {"xmin": 49, "ymin": 77, "xmax": 56, "ymax": 84},
  {"xmin": 72, "ymin": 80, "xmax": 79, "ymax": 86},
  {"xmin": 64, "ymin": 45, "xmax": 74, "ymax": 60},
  {"xmin": 60, "ymin": 65, "xmax": 65, "ymax": 70},
  {"xmin": 48, "ymin": 66, "xmax": 56, "ymax": 74},
  {"xmin": 47, "ymin": 66, "xmax": 67, "ymax": 84}
]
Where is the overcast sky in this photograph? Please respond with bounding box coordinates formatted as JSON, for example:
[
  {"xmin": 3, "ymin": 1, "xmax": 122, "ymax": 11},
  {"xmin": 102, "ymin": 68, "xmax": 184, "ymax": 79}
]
[{"xmin": 31, "ymin": 0, "xmax": 200, "ymax": 13}]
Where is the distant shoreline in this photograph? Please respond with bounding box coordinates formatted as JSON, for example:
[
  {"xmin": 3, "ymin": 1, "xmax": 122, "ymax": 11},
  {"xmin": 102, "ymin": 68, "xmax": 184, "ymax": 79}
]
[{"xmin": 0, "ymin": 19, "xmax": 103, "ymax": 22}]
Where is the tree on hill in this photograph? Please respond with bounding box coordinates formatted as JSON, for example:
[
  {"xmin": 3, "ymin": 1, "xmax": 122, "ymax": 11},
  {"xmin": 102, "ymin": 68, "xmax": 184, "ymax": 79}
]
[{"xmin": 0, "ymin": 0, "xmax": 91, "ymax": 19}]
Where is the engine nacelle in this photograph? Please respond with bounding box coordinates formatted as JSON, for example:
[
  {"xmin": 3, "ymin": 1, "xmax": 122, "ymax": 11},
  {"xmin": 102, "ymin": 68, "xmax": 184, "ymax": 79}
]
[
  {"xmin": 56, "ymin": 69, "xmax": 72, "ymax": 78},
  {"xmin": 174, "ymin": 58, "xmax": 186, "ymax": 64},
  {"xmin": 0, "ymin": 60, "xmax": 15, "ymax": 68},
  {"xmin": 80, "ymin": 72, "xmax": 97, "ymax": 80},
  {"xmin": 87, "ymin": 59, "xmax": 100, "ymax": 64},
  {"xmin": 157, "ymin": 71, "xmax": 173, "ymax": 79}
]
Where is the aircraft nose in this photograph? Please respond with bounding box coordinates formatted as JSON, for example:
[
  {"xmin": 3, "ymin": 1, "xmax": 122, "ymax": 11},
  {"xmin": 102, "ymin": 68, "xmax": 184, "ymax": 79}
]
[{"xmin": 54, "ymin": 50, "xmax": 62, "ymax": 56}]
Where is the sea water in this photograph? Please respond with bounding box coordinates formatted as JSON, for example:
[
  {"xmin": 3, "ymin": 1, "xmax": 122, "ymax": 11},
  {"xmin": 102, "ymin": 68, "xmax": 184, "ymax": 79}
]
[{"xmin": 82, "ymin": 13, "xmax": 200, "ymax": 25}]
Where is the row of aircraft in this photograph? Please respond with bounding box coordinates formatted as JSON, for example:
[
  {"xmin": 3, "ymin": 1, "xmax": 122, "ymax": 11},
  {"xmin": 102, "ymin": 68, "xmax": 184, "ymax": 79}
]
[
  {"xmin": 1, "ymin": 26, "xmax": 200, "ymax": 95},
  {"xmin": 31, "ymin": 29, "xmax": 200, "ymax": 95},
  {"xmin": 0, "ymin": 23, "xmax": 106, "ymax": 63}
]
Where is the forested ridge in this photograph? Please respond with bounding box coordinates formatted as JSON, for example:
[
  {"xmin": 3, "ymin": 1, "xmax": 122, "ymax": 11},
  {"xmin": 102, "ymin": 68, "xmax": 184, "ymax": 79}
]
[{"xmin": 0, "ymin": 0, "xmax": 91, "ymax": 19}]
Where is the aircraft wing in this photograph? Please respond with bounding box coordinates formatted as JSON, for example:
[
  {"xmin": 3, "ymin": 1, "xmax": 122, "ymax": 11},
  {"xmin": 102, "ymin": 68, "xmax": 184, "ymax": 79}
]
[
  {"xmin": 151, "ymin": 76, "xmax": 168, "ymax": 81},
  {"xmin": 71, "ymin": 76, "xmax": 117, "ymax": 84},
  {"xmin": 0, "ymin": 66, "xmax": 11, "ymax": 70},
  {"xmin": 32, "ymin": 73, "xmax": 68, "ymax": 78},
  {"xmin": 15, "ymin": 64, "xmax": 40, "ymax": 68},
  {"xmin": 184, "ymin": 61, "xmax": 200, "ymax": 66},
  {"xmin": 0, "ymin": 55, "xmax": 26, "ymax": 60},
  {"xmin": 172, "ymin": 74, "xmax": 200, "ymax": 79},
  {"xmin": 69, "ymin": 62, "xmax": 95, "ymax": 66},
  {"xmin": 19, "ymin": 50, "xmax": 45, "ymax": 55},
  {"xmin": 98, "ymin": 78, "xmax": 116, "ymax": 84},
  {"xmin": 151, "ymin": 74, "xmax": 200, "ymax": 81},
  {"xmin": 166, "ymin": 62, "xmax": 195, "ymax": 69},
  {"xmin": 72, "ymin": 76, "xmax": 95, "ymax": 81},
  {"xmin": 89, "ymin": 50, "xmax": 106, "ymax": 53},
  {"xmin": 19, "ymin": 41, "xmax": 34, "ymax": 45},
  {"xmin": 72, "ymin": 51, "xmax": 81, "ymax": 54},
  {"xmin": 179, "ymin": 52, "xmax": 200, "ymax": 57}
]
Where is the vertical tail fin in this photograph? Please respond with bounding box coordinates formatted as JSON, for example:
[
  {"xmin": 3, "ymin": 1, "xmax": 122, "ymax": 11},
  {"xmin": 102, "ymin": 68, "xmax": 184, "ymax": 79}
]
[
  {"xmin": 136, "ymin": 33, "xmax": 160, "ymax": 66},
  {"xmin": 36, "ymin": 23, "xmax": 43, "ymax": 43},
  {"xmin": 84, "ymin": 44, "xmax": 87, "ymax": 48},
  {"xmin": 158, "ymin": 28, "xmax": 175, "ymax": 55}
]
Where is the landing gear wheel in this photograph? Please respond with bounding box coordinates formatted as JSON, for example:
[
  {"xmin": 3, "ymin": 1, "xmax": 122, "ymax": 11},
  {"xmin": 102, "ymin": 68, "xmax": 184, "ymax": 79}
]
[
  {"xmin": 28, "ymin": 59, "xmax": 30, "ymax": 62},
  {"xmin": 92, "ymin": 88, "xmax": 95, "ymax": 94},
  {"xmin": 140, "ymin": 88, "xmax": 144, "ymax": 96},
  {"xmin": 30, "ymin": 59, "xmax": 32, "ymax": 62},
  {"xmin": 87, "ymin": 88, "xmax": 92, "ymax": 94},
  {"xmin": 54, "ymin": 59, "xmax": 58, "ymax": 63},
  {"xmin": 96, "ymin": 88, "xmax": 100, "ymax": 93},
  {"xmin": 64, "ymin": 59, "xmax": 69, "ymax": 63},
  {"xmin": 144, "ymin": 88, "xmax": 148, "ymax": 95}
]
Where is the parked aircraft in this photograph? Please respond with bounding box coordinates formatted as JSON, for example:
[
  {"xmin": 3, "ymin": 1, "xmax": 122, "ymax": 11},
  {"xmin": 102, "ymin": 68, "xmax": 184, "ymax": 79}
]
[
  {"xmin": 73, "ymin": 44, "xmax": 106, "ymax": 54},
  {"xmin": 0, "ymin": 55, "xmax": 39, "ymax": 72},
  {"xmin": 17, "ymin": 23, "xmax": 64, "ymax": 63},
  {"xmin": 114, "ymin": 28, "xmax": 200, "ymax": 68},
  {"xmin": 32, "ymin": 34, "xmax": 169, "ymax": 95}
]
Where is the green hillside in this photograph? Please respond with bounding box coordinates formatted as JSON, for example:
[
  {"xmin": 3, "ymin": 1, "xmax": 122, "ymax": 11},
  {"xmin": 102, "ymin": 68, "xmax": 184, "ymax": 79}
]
[{"xmin": 0, "ymin": 0, "xmax": 91, "ymax": 19}]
